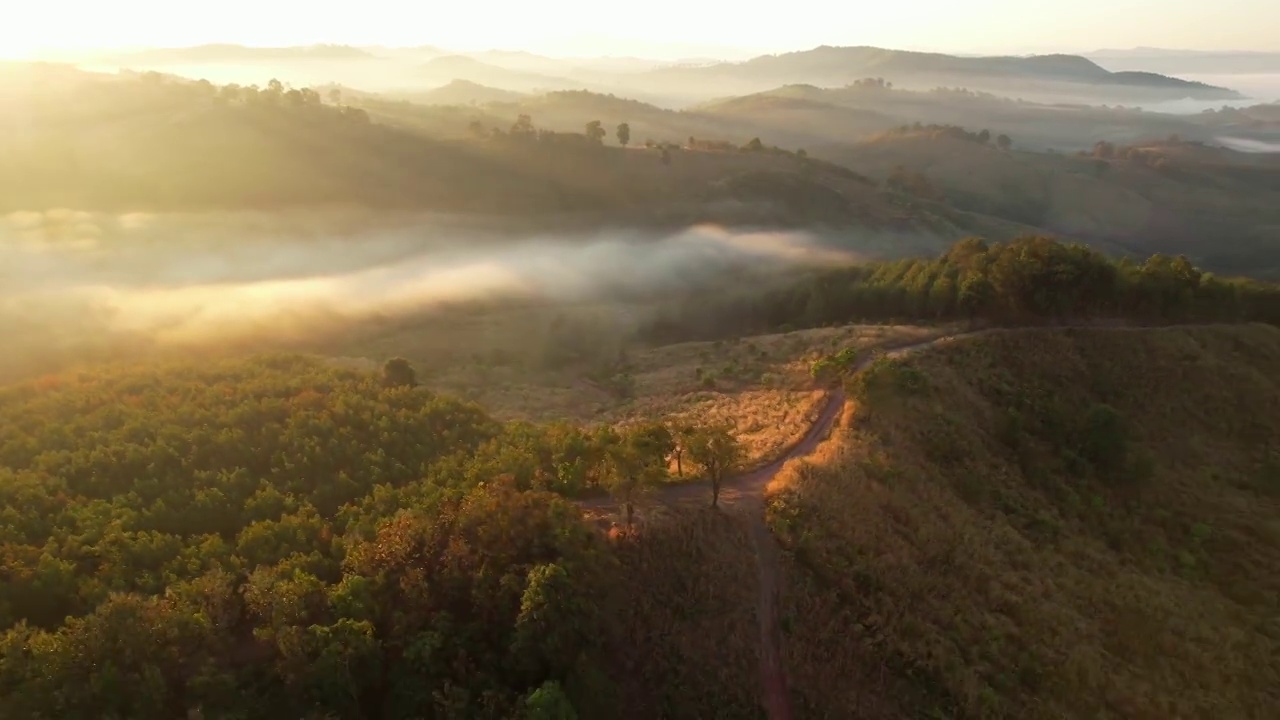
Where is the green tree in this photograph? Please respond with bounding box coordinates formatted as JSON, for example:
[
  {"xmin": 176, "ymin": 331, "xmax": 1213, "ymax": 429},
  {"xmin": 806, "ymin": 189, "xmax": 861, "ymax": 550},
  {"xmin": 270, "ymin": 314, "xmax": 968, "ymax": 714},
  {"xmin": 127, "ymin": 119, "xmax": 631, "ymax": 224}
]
[
  {"xmin": 687, "ymin": 425, "xmax": 744, "ymax": 508},
  {"xmin": 525, "ymin": 681, "xmax": 578, "ymax": 720},
  {"xmin": 604, "ymin": 424, "xmax": 672, "ymax": 527},
  {"xmin": 585, "ymin": 120, "xmax": 606, "ymax": 144},
  {"xmin": 382, "ymin": 357, "xmax": 418, "ymax": 388},
  {"xmin": 615, "ymin": 122, "xmax": 631, "ymax": 147}
]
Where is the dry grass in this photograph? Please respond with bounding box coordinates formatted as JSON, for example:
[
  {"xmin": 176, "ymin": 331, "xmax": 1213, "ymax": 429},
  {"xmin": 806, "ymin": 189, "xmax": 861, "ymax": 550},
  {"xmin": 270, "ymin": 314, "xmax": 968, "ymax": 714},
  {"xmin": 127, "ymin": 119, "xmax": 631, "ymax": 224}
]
[
  {"xmin": 607, "ymin": 508, "xmax": 765, "ymax": 720},
  {"xmin": 768, "ymin": 324, "xmax": 1280, "ymax": 719},
  {"xmin": 324, "ymin": 304, "xmax": 949, "ymax": 468}
]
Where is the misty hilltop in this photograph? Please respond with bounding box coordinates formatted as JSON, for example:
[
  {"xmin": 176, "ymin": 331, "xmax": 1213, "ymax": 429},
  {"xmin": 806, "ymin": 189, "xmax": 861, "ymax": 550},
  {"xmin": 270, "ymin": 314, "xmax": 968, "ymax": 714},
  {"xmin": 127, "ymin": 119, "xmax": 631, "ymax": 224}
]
[{"xmin": 632, "ymin": 46, "xmax": 1243, "ymax": 104}]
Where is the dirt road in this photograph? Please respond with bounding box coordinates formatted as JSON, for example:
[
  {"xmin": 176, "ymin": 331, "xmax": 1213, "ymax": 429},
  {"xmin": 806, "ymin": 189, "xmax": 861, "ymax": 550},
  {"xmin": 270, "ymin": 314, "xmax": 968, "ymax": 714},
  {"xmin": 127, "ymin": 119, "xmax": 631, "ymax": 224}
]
[{"xmin": 579, "ymin": 332, "xmax": 974, "ymax": 719}]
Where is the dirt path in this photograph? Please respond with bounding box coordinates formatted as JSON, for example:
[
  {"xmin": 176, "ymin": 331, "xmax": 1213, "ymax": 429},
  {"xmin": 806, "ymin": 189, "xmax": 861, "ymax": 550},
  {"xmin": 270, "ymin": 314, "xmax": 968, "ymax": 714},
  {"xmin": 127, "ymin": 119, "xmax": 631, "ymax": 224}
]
[
  {"xmin": 578, "ymin": 323, "xmax": 1232, "ymax": 719},
  {"xmin": 578, "ymin": 331, "xmax": 976, "ymax": 719}
]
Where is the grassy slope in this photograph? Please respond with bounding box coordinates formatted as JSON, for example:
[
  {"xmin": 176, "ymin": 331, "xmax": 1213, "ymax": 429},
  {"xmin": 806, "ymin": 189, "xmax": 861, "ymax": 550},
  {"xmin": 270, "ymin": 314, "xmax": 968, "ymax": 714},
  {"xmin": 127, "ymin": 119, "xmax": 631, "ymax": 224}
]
[
  {"xmin": 610, "ymin": 509, "xmax": 764, "ymax": 719},
  {"xmin": 820, "ymin": 134, "xmax": 1280, "ymax": 274},
  {"xmin": 325, "ymin": 314, "xmax": 947, "ymax": 470},
  {"xmin": 768, "ymin": 325, "xmax": 1280, "ymax": 718}
]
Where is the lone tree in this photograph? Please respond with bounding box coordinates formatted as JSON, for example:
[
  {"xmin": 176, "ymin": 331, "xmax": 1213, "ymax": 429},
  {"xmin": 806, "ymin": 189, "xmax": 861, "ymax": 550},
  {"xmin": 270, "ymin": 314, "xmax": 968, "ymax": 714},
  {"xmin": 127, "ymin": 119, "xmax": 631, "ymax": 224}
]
[
  {"xmin": 687, "ymin": 425, "xmax": 744, "ymax": 508},
  {"xmin": 670, "ymin": 424, "xmax": 697, "ymax": 477},
  {"xmin": 382, "ymin": 357, "xmax": 418, "ymax": 388},
  {"xmin": 585, "ymin": 120, "xmax": 607, "ymax": 144},
  {"xmin": 616, "ymin": 122, "xmax": 631, "ymax": 147},
  {"xmin": 511, "ymin": 114, "xmax": 536, "ymax": 139},
  {"xmin": 604, "ymin": 423, "xmax": 672, "ymax": 528},
  {"xmin": 996, "ymin": 133, "xmax": 1013, "ymax": 151}
]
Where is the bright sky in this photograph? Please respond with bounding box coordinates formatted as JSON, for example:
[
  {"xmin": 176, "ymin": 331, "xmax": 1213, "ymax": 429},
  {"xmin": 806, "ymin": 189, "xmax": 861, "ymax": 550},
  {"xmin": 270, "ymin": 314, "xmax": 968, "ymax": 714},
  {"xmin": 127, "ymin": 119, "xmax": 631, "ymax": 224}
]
[{"xmin": 4, "ymin": 0, "xmax": 1278, "ymax": 60}]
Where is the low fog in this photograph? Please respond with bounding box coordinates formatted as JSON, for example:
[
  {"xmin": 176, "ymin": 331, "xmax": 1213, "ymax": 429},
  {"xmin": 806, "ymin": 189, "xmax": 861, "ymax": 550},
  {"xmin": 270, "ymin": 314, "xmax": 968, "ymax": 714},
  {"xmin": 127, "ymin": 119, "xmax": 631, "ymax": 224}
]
[
  {"xmin": 1, "ymin": 209, "xmax": 861, "ymax": 380},
  {"xmin": 1214, "ymin": 136, "xmax": 1280, "ymax": 153}
]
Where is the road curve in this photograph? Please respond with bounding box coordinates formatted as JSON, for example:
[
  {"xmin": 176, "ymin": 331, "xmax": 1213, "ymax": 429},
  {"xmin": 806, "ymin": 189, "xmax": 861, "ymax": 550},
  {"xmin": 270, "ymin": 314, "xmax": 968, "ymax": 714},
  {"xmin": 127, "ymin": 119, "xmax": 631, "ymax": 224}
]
[
  {"xmin": 578, "ymin": 331, "xmax": 973, "ymax": 720},
  {"xmin": 580, "ymin": 323, "xmax": 1226, "ymax": 719}
]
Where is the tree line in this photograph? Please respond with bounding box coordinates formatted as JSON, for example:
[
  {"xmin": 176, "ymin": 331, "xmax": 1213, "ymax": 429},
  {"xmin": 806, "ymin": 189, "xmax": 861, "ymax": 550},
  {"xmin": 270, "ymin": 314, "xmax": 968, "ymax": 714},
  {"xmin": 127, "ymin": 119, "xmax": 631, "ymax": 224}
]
[
  {"xmin": 638, "ymin": 236, "xmax": 1280, "ymax": 344},
  {"xmin": 0, "ymin": 355, "xmax": 744, "ymax": 718}
]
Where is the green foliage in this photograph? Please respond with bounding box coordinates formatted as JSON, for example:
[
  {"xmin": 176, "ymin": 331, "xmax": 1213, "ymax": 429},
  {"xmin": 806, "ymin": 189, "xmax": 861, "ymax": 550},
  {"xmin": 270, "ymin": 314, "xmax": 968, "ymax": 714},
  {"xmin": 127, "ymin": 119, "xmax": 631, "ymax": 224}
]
[
  {"xmin": 686, "ymin": 425, "xmax": 744, "ymax": 507},
  {"xmin": 852, "ymin": 356, "xmax": 929, "ymax": 399},
  {"xmin": 810, "ymin": 346, "xmax": 862, "ymax": 383},
  {"xmin": 381, "ymin": 356, "xmax": 418, "ymax": 388},
  {"xmin": 615, "ymin": 122, "xmax": 631, "ymax": 148},
  {"xmin": 1079, "ymin": 403, "xmax": 1129, "ymax": 479},
  {"xmin": 0, "ymin": 357, "xmax": 625, "ymax": 719},
  {"xmin": 525, "ymin": 681, "xmax": 578, "ymax": 720},
  {"xmin": 640, "ymin": 236, "xmax": 1280, "ymax": 344}
]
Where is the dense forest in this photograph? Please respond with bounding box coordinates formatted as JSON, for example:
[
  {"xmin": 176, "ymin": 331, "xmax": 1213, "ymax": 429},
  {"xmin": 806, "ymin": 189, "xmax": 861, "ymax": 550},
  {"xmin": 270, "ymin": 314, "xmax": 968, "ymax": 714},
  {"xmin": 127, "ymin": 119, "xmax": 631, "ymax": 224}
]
[
  {"xmin": 0, "ymin": 355, "xmax": 742, "ymax": 719},
  {"xmin": 639, "ymin": 236, "xmax": 1280, "ymax": 343}
]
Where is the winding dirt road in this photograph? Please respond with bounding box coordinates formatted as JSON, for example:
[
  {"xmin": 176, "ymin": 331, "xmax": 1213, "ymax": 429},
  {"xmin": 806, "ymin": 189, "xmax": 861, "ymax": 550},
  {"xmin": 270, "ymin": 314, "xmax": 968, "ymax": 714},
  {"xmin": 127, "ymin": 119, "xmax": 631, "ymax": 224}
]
[
  {"xmin": 580, "ymin": 323, "xmax": 1227, "ymax": 718},
  {"xmin": 578, "ymin": 332, "xmax": 974, "ymax": 720}
]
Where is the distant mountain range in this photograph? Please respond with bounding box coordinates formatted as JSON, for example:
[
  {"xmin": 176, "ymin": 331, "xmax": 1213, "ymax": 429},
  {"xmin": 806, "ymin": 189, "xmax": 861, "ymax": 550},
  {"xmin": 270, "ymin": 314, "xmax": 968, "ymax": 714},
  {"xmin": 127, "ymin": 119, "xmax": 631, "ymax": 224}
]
[
  {"xmin": 638, "ymin": 46, "xmax": 1243, "ymax": 100},
  {"xmin": 74, "ymin": 42, "xmax": 1246, "ymax": 106}
]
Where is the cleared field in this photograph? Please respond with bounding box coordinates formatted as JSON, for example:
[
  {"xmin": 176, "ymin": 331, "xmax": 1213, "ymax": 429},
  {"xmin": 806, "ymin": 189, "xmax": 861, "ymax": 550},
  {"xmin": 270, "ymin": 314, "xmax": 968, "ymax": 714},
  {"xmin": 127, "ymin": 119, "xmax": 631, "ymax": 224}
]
[{"xmin": 326, "ymin": 306, "xmax": 949, "ymax": 468}]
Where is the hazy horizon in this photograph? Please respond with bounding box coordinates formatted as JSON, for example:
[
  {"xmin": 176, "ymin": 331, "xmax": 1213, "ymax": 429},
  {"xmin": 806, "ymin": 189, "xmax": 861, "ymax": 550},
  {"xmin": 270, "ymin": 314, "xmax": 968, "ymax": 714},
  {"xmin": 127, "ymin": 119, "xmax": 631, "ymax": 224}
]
[{"xmin": 7, "ymin": 0, "xmax": 1280, "ymax": 62}]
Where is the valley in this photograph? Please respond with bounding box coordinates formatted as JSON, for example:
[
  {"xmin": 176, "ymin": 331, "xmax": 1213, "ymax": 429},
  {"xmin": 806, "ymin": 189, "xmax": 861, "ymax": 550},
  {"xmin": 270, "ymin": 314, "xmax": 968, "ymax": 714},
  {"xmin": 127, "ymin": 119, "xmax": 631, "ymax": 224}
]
[{"xmin": 3, "ymin": 27, "xmax": 1280, "ymax": 720}]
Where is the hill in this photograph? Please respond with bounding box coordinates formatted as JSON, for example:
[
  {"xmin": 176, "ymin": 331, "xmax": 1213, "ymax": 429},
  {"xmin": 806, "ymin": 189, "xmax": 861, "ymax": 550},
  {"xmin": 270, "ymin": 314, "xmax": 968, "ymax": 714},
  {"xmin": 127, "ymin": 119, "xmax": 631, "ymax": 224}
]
[
  {"xmin": 412, "ymin": 79, "xmax": 527, "ymax": 105},
  {"xmin": 816, "ymin": 131, "xmax": 1280, "ymax": 276},
  {"xmin": 637, "ymin": 46, "xmax": 1243, "ymax": 105},
  {"xmin": 2, "ymin": 66, "xmax": 1005, "ymax": 244},
  {"xmin": 767, "ymin": 324, "xmax": 1280, "ymax": 718},
  {"xmin": 700, "ymin": 82, "xmax": 1255, "ymax": 151},
  {"xmin": 418, "ymin": 55, "xmax": 581, "ymax": 92}
]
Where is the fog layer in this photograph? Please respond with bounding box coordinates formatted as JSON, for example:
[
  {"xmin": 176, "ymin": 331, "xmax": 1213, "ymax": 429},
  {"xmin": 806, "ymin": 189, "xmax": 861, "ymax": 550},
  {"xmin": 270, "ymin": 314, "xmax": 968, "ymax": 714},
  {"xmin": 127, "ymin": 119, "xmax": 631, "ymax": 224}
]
[{"xmin": 1, "ymin": 210, "xmax": 856, "ymax": 379}]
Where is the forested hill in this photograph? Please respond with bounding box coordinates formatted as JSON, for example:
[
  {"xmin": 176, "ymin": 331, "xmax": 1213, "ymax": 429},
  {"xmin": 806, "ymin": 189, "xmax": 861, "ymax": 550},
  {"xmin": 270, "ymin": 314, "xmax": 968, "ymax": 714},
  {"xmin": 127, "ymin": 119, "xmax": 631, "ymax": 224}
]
[
  {"xmin": 0, "ymin": 66, "xmax": 885, "ymax": 226},
  {"xmin": 640, "ymin": 236, "xmax": 1280, "ymax": 343},
  {"xmin": 0, "ymin": 355, "xmax": 689, "ymax": 718}
]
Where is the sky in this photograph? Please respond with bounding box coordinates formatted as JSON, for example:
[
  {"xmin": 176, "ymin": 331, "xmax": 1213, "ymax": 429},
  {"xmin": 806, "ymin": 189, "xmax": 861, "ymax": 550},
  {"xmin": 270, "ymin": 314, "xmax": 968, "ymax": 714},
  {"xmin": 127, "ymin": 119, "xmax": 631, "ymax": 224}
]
[{"xmin": 4, "ymin": 0, "xmax": 1279, "ymax": 60}]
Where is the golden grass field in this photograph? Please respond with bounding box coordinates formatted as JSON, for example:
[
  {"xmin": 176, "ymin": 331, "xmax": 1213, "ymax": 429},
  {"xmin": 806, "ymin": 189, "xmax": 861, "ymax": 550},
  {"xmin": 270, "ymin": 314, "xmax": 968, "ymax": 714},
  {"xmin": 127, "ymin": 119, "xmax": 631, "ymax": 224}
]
[
  {"xmin": 766, "ymin": 324, "xmax": 1280, "ymax": 719},
  {"xmin": 327, "ymin": 304, "xmax": 949, "ymax": 469}
]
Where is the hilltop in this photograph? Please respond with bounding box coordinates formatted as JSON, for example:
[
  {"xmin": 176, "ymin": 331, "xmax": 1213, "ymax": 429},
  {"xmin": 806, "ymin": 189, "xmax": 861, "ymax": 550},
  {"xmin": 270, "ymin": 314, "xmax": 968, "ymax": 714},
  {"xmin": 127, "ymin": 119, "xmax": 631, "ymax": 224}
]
[
  {"xmin": 767, "ymin": 324, "xmax": 1280, "ymax": 718},
  {"xmin": 636, "ymin": 46, "xmax": 1243, "ymax": 105},
  {"xmin": 411, "ymin": 79, "xmax": 528, "ymax": 105},
  {"xmin": 417, "ymin": 55, "xmax": 581, "ymax": 93}
]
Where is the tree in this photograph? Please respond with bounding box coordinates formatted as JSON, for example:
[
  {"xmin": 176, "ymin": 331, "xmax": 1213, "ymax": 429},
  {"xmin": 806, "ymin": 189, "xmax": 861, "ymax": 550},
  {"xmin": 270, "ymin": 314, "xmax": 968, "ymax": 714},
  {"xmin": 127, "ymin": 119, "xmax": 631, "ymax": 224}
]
[
  {"xmin": 525, "ymin": 681, "xmax": 578, "ymax": 720},
  {"xmin": 743, "ymin": 137, "xmax": 764, "ymax": 152},
  {"xmin": 977, "ymin": 129, "xmax": 991, "ymax": 144},
  {"xmin": 670, "ymin": 425, "xmax": 697, "ymax": 477},
  {"xmin": 511, "ymin": 114, "xmax": 536, "ymax": 138},
  {"xmin": 467, "ymin": 120, "xmax": 487, "ymax": 139},
  {"xmin": 585, "ymin": 120, "xmax": 606, "ymax": 144},
  {"xmin": 686, "ymin": 425, "xmax": 744, "ymax": 508},
  {"xmin": 604, "ymin": 424, "xmax": 672, "ymax": 528},
  {"xmin": 660, "ymin": 147, "xmax": 671, "ymax": 166},
  {"xmin": 615, "ymin": 122, "xmax": 631, "ymax": 147},
  {"xmin": 381, "ymin": 358, "xmax": 418, "ymax": 388},
  {"xmin": 996, "ymin": 134, "xmax": 1012, "ymax": 151},
  {"xmin": 327, "ymin": 88, "xmax": 342, "ymax": 105}
]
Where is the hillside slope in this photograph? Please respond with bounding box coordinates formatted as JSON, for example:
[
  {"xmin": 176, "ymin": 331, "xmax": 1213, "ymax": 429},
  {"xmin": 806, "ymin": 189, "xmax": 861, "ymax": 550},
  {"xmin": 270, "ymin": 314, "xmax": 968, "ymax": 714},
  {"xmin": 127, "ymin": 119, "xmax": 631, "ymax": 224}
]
[
  {"xmin": 818, "ymin": 132, "xmax": 1280, "ymax": 276},
  {"xmin": 768, "ymin": 325, "xmax": 1280, "ymax": 718}
]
